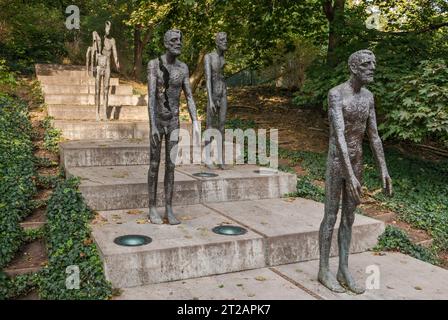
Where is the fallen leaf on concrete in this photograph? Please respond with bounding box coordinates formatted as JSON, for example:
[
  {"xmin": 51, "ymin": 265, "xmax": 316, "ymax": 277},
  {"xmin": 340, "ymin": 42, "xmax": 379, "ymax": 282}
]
[
  {"xmin": 136, "ymin": 219, "xmax": 149, "ymax": 224},
  {"xmin": 180, "ymin": 215, "xmax": 193, "ymax": 221},
  {"xmin": 247, "ymin": 293, "xmax": 256, "ymax": 297},
  {"xmin": 283, "ymin": 197, "xmax": 295, "ymax": 202},
  {"xmin": 255, "ymin": 276, "xmax": 267, "ymax": 281},
  {"xmin": 414, "ymin": 286, "xmax": 423, "ymax": 290},
  {"xmin": 127, "ymin": 209, "xmax": 143, "ymax": 215}
]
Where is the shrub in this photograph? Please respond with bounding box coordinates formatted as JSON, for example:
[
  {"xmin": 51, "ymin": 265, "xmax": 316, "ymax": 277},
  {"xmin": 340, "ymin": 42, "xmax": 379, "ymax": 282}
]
[
  {"xmin": 0, "ymin": 94, "xmax": 36, "ymax": 269},
  {"xmin": 38, "ymin": 178, "xmax": 112, "ymax": 300},
  {"xmin": 375, "ymin": 225, "xmax": 438, "ymax": 265}
]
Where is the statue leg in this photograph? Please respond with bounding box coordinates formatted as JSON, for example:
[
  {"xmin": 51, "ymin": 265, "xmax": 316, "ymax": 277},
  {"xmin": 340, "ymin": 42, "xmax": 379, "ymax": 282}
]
[
  {"xmin": 103, "ymin": 67, "xmax": 110, "ymax": 121},
  {"xmin": 147, "ymin": 128, "xmax": 163, "ymax": 224},
  {"xmin": 95, "ymin": 70, "xmax": 101, "ymax": 122},
  {"xmin": 204, "ymin": 99, "xmax": 216, "ymax": 169},
  {"xmin": 164, "ymin": 126, "xmax": 180, "ymax": 225},
  {"xmin": 336, "ymin": 165, "xmax": 365, "ymax": 294},
  {"xmin": 318, "ymin": 163, "xmax": 346, "ymax": 293},
  {"xmin": 218, "ymin": 93, "xmax": 228, "ymax": 169}
]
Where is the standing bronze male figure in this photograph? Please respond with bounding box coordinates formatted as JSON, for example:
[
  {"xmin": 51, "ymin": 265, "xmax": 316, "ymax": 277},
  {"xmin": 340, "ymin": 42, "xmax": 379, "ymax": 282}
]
[
  {"xmin": 318, "ymin": 50, "xmax": 393, "ymax": 294},
  {"xmin": 204, "ymin": 32, "xmax": 228, "ymax": 169},
  {"xmin": 147, "ymin": 29, "xmax": 199, "ymax": 225}
]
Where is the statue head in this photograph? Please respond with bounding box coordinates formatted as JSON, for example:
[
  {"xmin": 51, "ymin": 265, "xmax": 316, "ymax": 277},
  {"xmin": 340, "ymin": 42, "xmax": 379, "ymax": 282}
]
[
  {"xmin": 105, "ymin": 21, "xmax": 111, "ymax": 37},
  {"xmin": 164, "ymin": 29, "xmax": 183, "ymax": 56},
  {"xmin": 215, "ymin": 32, "xmax": 227, "ymax": 52},
  {"xmin": 348, "ymin": 49, "xmax": 376, "ymax": 84}
]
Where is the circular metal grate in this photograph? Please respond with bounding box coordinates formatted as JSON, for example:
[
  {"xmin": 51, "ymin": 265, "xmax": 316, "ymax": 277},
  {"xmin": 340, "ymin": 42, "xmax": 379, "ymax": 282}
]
[
  {"xmin": 193, "ymin": 172, "xmax": 219, "ymax": 178},
  {"xmin": 113, "ymin": 235, "xmax": 152, "ymax": 247},
  {"xmin": 212, "ymin": 225, "xmax": 248, "ymax": 236}
]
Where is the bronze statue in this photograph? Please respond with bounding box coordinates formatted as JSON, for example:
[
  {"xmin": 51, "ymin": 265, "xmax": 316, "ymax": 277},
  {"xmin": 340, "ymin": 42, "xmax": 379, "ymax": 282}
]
[
  {"xmin": 95, "ymin": 21, "xmax": 120, "ymax": 121},
  {"xmin": 86, "ymin": 31, "xmax": 101, "ymax": 78},
  {"xmin": 204, "ymin": 32, "xmax": 228, "ymax": 169},
  {"xmin": 318, "ymin": 50, "xmax": 393, "ymax": 294},
  {"xmin": 147, "ymin": 29, "xmax": 199, "ymax": 225}
]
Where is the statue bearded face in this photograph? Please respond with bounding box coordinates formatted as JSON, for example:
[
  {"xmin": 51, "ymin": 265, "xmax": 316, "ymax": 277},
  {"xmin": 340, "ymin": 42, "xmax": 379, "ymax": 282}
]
[
  {"xmin": 164, "ymin": 30, "xmax": 182, "ymax": 56},
  {"xmin": 349, "ymin": 51, "xmax": 376, "ymax": 84},
  {"xmin": 216, "ymin": 32, "xmax": 227, "ymax": 52}
]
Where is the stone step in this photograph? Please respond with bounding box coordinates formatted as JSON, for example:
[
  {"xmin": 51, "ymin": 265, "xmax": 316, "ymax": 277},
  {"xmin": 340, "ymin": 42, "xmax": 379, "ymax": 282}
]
[
  {"xmin": 42, "ymin": 84, "xmax": 133, "ymax": 95},
  {"xmin": 92, "ymin": 198, "xmax": 383, "ymax": 288},
  {"xmin": 35, "ymin": 63, "xmax": 86, "ymax": 75},
  {"xmin": 116, "ymin": 267, "xmax": 316, "ymax": 300},
  {"xmin": 60, "ymin": 137, "xmax": 238, "ymax": 168},
  {"xmin": 37, "ymin": 75, "xmax": 119, "ymax": 86},
  {"xmin": 53, "ymin": 120, "xmax": 150, "ymax": 140},
  {"xmin": 44, "ymin": 93, "xmax": 148, "ymax": 106},
  {"xmin": 116, "ymin": 252, "xmax": 448, "ymax": 299},
  {"xmin": 48, "ymin": 105, "xmax": 148, "ymax": 121},
  {"xmin": 67, "ymin": 164, "xmax": 296, "ymax": 211}
]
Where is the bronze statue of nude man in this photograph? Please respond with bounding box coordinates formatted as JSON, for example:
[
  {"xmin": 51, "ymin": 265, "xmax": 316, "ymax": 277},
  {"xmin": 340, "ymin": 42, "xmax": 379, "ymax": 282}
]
[
  {"xmin": 204, "ymin": 32, "xmax": 228, "ymax": 169},
  {"xmin": 318, "ymin": 50, "xmax": 393, "ymax": 294},
  {"xmin": 147, "ymin": 29, "xmax": 199, "ymax": 225}
]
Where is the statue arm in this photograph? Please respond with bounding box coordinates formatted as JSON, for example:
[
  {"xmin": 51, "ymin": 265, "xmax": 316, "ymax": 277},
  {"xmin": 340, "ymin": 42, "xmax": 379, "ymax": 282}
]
[
  {"xmin": 367, "ymin": 97, "xmax": 392, "ymax": 195},
  {"xmin": 182, "ymin": 65, "xmax": 198, "ymax": 122},
  {"xmin": 86, "ymin": 47, "xmax": 91, "ymax": 68},
  {"xmin": 329, "ymin": 90, "xmax": 355, "ymax": 180},
  {"xmin": 147, "ymin": 60, "xmax": 158, "ymax": 129},
  {"xmin": 112, "ymin": 39, "xmax": 120, "ymax": 70}
]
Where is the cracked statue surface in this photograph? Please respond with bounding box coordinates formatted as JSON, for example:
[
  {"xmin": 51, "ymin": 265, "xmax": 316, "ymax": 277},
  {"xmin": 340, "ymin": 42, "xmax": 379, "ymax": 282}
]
[
  {"xmin": 318, "ymin": 50, "xmax": 393, "ymax": 294},
  {"xmin": 147, "ymin": 29, "xmax": 200, "ymax": 225},
  {"xmin": 204, "ymin": 32, "xmax": 228, "ymax": 169}
]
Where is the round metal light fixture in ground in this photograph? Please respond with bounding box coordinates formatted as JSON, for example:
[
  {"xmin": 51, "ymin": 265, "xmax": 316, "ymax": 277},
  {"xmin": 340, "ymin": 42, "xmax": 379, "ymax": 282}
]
[
  {"xmin": 113, "ymin": 235, "xmax": 152, "ymax": 247},
  {"xmin": 212, "ymin": 225, "xmax": 248, "ymax": 236},
  {"xmin": 193, "ymin": 172, "xmax": 219, "ymax": 178}
]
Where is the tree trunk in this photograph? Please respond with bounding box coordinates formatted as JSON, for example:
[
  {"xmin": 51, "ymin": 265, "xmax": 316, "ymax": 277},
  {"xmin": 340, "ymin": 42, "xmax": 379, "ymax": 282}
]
[
  {"xmin": 132, "ymin": 27, "xmax": 153, "ymax": 80},
  {"xmin": 132, "ymin": 27, "xmax": 143, "ymax": 79},
  {"xmin": 189, "ymin": 49, "xmax": 207, "ymax": 93},
  {"xmin": 323, "ymin": 0, "xmax": 346, "ymax": 67}
]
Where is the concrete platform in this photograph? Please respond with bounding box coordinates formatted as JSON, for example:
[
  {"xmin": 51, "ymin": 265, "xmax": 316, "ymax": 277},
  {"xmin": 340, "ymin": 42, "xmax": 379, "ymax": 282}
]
[
  {"xmin": 42, "ymin": 84, "xmax": 133, "ymax": 95},
  {"xmin": 206, "ymin": 198, "xmax": 384, "ymax": 265},
  {"xmin": 53, "ymin": 120, "xmax": 150, "ymax": 140},
  {"xmin": 48, "ymin": 105, "xmax": 148, "ymax": 121},
  {"xmin": 115, "ymin": 252, "xmax": 448, "ymax": 299},
  {"xmin": 116, "ymin": 268, "xmax": 316, "ymax": 300},
  {"xmin": 93, "ymin": 204, "xmax": 265, "ymax": 288},
  {"xmin": 60, "ymin": 136, "xmax": 234, "ymax": 168},
  {"xmin": 68, "ymin": 165, "xmax": 297, "ymax": 210},
  {"xmin": 271, "ymin": 252, "xmax": 448, "ymax": 300},
  {"xmin": 37, "ymin": 75, "xmax": 119, "ymax": 86},
  {"xmin": 44, "ymin": 93, "xmax": 147, "ymax": 106},
  {"xmin": 93, "ymin": 199, "xmax": 383, "ymax": 288}
]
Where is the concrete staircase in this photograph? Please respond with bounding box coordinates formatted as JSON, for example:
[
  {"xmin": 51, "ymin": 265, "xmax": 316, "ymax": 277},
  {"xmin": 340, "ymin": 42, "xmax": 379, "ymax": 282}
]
[{"xmin": 36, "ymin": 64, "xmax": 386, "ymax": 297}]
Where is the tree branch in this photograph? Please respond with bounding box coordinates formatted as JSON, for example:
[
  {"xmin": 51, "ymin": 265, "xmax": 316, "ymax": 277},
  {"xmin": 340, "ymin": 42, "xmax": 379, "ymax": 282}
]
[{"xmin": 377, "ymin": 21, "xmax": 448, "ymax": 36}]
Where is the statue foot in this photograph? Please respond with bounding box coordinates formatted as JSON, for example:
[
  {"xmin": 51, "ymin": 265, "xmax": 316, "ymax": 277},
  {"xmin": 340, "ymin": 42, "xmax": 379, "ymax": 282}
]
[
  {"xmin": 148, "ymin": 207, "xmax": 163, "ymax": 225},
  {"xmin": 165, "ymin": 206, "xmax": 180, "ymax": 225},
  {"xmin": 318, "ymin": 269, "xmax": 346, "ymax": 293},
  {"xmin": 337, "ymin": 268, "xmax": 365, "ymax": 294}
]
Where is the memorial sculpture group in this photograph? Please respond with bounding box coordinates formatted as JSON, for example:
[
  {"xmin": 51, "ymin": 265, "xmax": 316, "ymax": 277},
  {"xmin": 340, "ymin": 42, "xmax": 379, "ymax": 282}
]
[
  {"xmin": 86, "ymin": 27, "xmax": 393, "ymax": 294},
  {"xmin": 86, "ymin": 21, "xmax": 120, "ymax": 121}
]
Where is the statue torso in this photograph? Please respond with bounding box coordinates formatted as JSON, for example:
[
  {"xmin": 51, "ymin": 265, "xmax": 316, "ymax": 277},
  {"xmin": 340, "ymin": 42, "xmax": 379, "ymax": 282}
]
[
  {"xmin": 329, "ymin": 82, "xmax": 372, "ymax": 162},
  {"xmin": 207, "ymin": 51, "xmax": 226, "ymax": 99}
]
